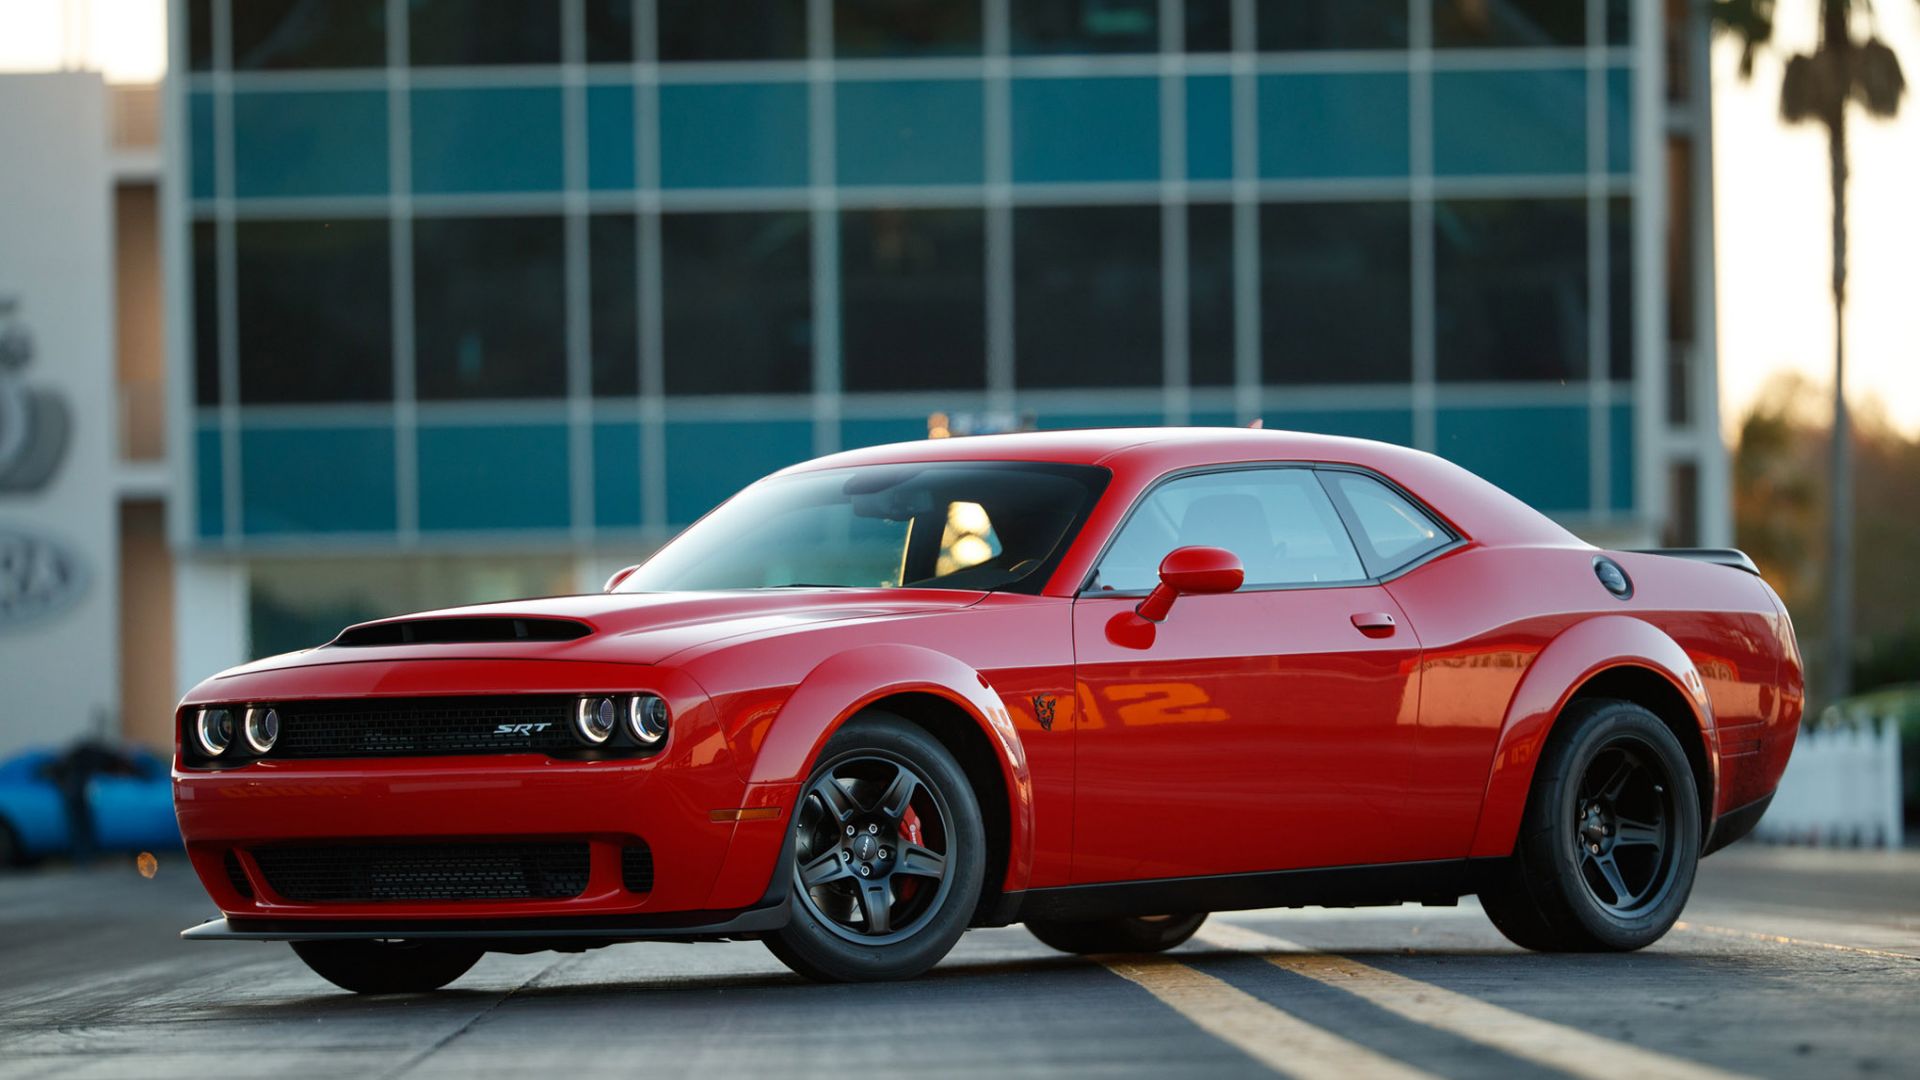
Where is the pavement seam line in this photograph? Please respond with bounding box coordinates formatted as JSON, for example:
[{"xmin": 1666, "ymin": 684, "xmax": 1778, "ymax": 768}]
[
  {"xmin": 377, "ymin": 954, "xmax": 579, "ymax": 1080},
  {"xmin": 1673, "ymin": 921, "xmax": 1920, "ymax": 962},
  {"xmin": 1100, "ymin": 954, "xmax": 1443, "ymax": 1080},
  {"xmin": 1197, "ymin": 921, "xmax": 1757, "ymax": 1080}
]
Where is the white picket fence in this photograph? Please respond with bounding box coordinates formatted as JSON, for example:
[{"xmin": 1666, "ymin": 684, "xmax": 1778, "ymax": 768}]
[{"xmin": 1750, "ymin": 717, "xmax": 1905, "ymax": 848}]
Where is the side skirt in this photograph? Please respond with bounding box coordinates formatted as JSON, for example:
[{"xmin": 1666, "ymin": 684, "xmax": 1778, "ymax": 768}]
[{"xmin": 988, "ymin": 858, "xmax": 1494, "ymax": 925}]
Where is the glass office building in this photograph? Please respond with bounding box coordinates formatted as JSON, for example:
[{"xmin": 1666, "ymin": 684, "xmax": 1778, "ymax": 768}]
[{"xmin": 164, "ymin": 0, "xmax": 1726, "ymax": 658}]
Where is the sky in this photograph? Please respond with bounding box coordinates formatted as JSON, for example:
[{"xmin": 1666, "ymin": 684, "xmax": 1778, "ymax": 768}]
[{"xmin": 2, "ymin": 0, "xmax": 1916, "ymax": 440}]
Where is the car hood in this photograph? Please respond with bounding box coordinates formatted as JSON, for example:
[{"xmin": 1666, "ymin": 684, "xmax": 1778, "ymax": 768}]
[{"xmin": 215, "ymin": 589, "xmax": 989, "ymax": 678}]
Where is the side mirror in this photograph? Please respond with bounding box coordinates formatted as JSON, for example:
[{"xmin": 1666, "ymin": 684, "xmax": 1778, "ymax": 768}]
[
  {"xmin": 603, "ymin": 564, "xmax": 642, "ymax": 593},
  {"xmin": 1136, "ymin": 546, "xmax": 1243, "ymax": 623}
]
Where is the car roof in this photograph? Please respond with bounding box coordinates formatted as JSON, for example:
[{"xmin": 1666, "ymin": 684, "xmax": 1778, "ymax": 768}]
[
  {"xmin": 790, "ymin": 426, "xmax": 1403, "ymax": 471},
  {"xmin": 784, "ymin": 427, "xmax": 1581, "ymax": 552}
]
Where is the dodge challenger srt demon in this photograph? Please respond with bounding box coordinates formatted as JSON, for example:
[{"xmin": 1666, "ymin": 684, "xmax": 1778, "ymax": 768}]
[{"xmin": 173, "ymin": 429, "xmax": 1802, "ymax": 994}]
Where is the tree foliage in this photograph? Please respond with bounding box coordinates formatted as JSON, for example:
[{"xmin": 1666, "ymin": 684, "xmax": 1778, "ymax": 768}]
[{"xmin": 1734, "ymin": 373, "xmax": 1920, "ymax": 692}]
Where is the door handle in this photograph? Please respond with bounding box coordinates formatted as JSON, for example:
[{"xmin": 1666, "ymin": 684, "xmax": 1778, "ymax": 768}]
[{"xmin": 1350, "ymin": 612, "xmax": 1396, "ymax": 635}]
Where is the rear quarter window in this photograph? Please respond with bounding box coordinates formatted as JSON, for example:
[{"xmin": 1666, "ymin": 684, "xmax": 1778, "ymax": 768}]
[{"xmin": 1322, "ymin": 471, "xmax": 1452, "ymax": 577}]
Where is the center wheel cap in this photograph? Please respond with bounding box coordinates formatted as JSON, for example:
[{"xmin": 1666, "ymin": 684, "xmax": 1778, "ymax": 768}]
[{"xmin": 851, "ymin": 833, "xmax": 881, "ymax": 862}]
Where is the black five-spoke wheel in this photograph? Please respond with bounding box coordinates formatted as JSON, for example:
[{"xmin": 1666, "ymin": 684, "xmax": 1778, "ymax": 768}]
[
  {"xmin": 765, "ymin": 713, "xmax": 985, "ymax": 982},
  {"xmin": 1571, "ymin": 740, "xmax": 1678, "ymax": 916},
  {"xmin": 1478, "ymin": 697, "xmax": 1701, "ymax": 952},
  {"xmin": 795, "ymin": 755, "xmax": 953, "ymax": 943}
]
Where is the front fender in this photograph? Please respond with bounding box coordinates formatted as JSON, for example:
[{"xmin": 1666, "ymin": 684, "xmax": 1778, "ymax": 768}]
[
  {"xmin": 1468, "ymin": 615, "xmax": 1716, "ymax": 859},
  {"xmin": 748, "ymin": 643, "xmax": 1035, "ymax": 894}
]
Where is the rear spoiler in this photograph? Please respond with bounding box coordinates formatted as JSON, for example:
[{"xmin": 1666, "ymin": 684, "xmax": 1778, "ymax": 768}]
[{"xmin": 1625, "ymin": 548, "xmax": 1760, "ymax": 577}]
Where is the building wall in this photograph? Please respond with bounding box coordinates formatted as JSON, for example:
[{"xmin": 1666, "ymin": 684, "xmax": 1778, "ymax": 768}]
[
  {"xmin": 161, "ymin": 0, "xmax": 1716, "ymax": 667},
  {"xmin": 0, "ymin": 73, "xmax": 120, "ymax": 755}
]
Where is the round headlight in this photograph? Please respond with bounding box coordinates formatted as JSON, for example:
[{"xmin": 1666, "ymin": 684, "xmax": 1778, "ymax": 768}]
[
  {"xmin": 575, "ymin": 695, "xmax": 617, "ymax": 744},
  {"xmin": 244, "ymin": 706, "xmax": 280, "ymax": 754},
  {"xmin": 627, "ymin": 694, "xmax": 669, "ymax": 745},
  {"xmin": 195, "ymin": 708, "xmax": 235, "ymax": 757}
]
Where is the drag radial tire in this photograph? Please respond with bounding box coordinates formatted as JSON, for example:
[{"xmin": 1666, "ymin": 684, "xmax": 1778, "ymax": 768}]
[
  {"xmin": 1025, "ymin": 912, "xmax": 1209, "ymax": 955},
  {"xmin": 765, "ymin": 714, "xmax": 986, "ymax": 982},
  {"xmin": 1479, "ymin": 697, "xmax": 1702, "ymax": 952},
  {"xmin": 290, "ymin": 940, "xmax": 484, "ymax": 994}
]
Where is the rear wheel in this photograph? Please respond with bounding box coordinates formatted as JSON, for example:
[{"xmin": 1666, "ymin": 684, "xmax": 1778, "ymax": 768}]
[
  {"xmin": 764, "ymin": 714, "xmax": 985, "ymax": 982},
  {"xmin": 290, "ymin": 940, "xmax": 483, "ymax": 994},
  {"xmin": 1479, "ymin": 698, "xmax": 1700, "ymax": 952},
  {"xmin": 1026, "ymin": 912, "xmax": 1208, "ymax": 955}
]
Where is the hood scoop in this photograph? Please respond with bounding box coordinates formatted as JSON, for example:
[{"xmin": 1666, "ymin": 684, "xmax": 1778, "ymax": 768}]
[{"xmin": 332, "ymin": 616, "xmax": 593, "ymax": 648}]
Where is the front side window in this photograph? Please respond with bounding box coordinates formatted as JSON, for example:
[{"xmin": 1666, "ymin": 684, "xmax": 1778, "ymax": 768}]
[
  {"xmin": 619, "ymin": 462, "xmax": 1109, "ymax": 594},
  {"xmin": 1323, "ymin": 471, "xmax": 1452, "ymax": 576},
  {"xmin": 1093, "ymin": 468, "xmax": 1366, "ymax": 592}
]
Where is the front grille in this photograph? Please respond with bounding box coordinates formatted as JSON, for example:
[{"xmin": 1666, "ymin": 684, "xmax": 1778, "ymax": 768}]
[
  {"xmin": 621, "ymin": 842, "xmax": 654, "ymax": 894},
  {"xmin": 272, "ymin": 696, "xmax": 576, "ymax": 758},
  {"xmin": 252, "ymin": 842, "xmax": 591, "ymax": 903}
]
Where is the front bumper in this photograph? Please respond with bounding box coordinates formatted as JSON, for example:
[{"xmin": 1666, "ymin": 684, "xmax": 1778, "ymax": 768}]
[
  {"xmin": 176, "ymin": 755, "xmax": 798, "ymax": 925},
  {"xmin": 180, "ymin": 901, "xmax": 790, "ymax": 946}
]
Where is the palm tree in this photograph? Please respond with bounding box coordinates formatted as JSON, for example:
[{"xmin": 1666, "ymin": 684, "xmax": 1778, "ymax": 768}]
[{"xmin": 1714, "ymin": 0, "xmax": 1907, "ymax": 705}]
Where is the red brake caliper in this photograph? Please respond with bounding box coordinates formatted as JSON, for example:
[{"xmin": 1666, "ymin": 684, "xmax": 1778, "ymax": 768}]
[{"xmin": 896, "ymin": 805, "xmax": 925, "ymax": 901}]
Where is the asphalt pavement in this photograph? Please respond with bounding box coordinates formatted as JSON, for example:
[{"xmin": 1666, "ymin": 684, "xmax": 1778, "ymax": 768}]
[{"xmin": 0, "ymin": 844, "xmax": 1914, "ymax": 1079}]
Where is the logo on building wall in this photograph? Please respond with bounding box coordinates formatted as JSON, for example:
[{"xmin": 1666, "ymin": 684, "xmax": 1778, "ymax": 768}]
[
  {"xmin": 0, "ymin": 296, "xmax": 70, "ymax": 494},
  {"xmin": 0, "ymin": 525, "xmax": 89, "ymax": 632}
]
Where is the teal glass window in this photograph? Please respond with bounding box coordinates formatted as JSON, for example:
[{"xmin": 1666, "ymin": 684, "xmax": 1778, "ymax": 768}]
[
  {"xmin": 411, "ymin": 87, "xmax": 564, "ymax": 194},
  {"xmin": 235, "ymin": 219, "xmax": 392, "ymax": 403},
  {"xmin": 661, "ymin": 212, "xmax": 812, "ymax": 395},
  {"xmin": 418, "ymin": 424, "xmax": 571, "ymax": 531},
  {"xmin": 190, "ymin": 91, "xmax": 215, "ymax": 200},
  {"xmin": 195, "ymin": 423, "xmax": 223, "ymax": 538},
  {"xmin": 835, "ymin": 0, "xmax": 982, "ymax": 57},
  {"xmin": 840, "ymin": 417, "xmax": 930, "ymax": 449},
  {"xmin": 1011, "ymin": 0, "xmax": 1157, "ymax": 54},
  {"xmin": 1611, "ymin": 403, "xmax": 1635, "ymax": 512},
  {"xmin": 1188, "ymin": 203, "xmax": 1235, "ymax": 386},
  {"xmin": 594, "ymin": 420, "xmax": 644, "ymax": 529},
  {"xmin": 659, "ymin": 0, "xmax": 806, "ymax": 60},
  {"xmin": 233, "ymin": 91, "xmax": 388, "ymax": 198},
  {"xmin": 191, "ymin": 222, "xmax": 219, "ymax": 406},
  {"xmin": 1013, "ymin": 205, "xmax": 1160, "ymax": 387},
  {"xmin": 588, "ymin": 84, "xmax": 636, "ymax": 191},
  {"xmin": 413, "ymin": 216, "xmax": 566, "ymax": 400},
  {"xmin": 1259, "ymin": 0, "xmax": 1408, "ymax": 49},
  {"xmin": 1263, "ymin": 409, "xmax": 1415, "ymax": 446},
  {"xmin": 1258, "ymin": 72, "xmax": 1409, "ymax": 179},
  {"xmin": 1185, "ymin": 75, "xmax": 1233, "ymax": 181},
  {"xmin": 836, "ymin": 80, "xmax": 984, "ymax": 186},
  {"xmin": 1261, "ymin": 200, "xmax": 1410, "ymax": 383},
  {"xmin": 1434, "ymin": 0, "xmax": 1583, "ymax": 47},
  {"xmin": 841, "ymin": 208, "xmax": 986, "ymax": 390},
  {"xmin": 1011, "ymin": 77, "xmax": 1159, "ymax": 183},
  {"xmin": 658, "ymin": 83, "xmax": 809, "ymax": 189},
  {"xmin": 232, "ymin": 0, "xmax": 385, "ymax": 69},
  {"xmin": 1435, "ymin": 198, "xmax": 1587, "ymax": 382},
  {"xmin": 664, "ymin": 420, "xmax": 813, "ymax": 524},
  {"xmin": 1608, "ymin": 67, "xmax": 1633, "ymax": 174},
  {"xmin": 1433, "ymin": 68, "xmax": 1585, "ymax": 176},
  {"xmin": 1437, "ymin": 406, "xmax": 1590, "ymax": 512},
  {"xmin": 591, "ymin": 214, "xmax": 640, "ymax": 398},
  {"xmin": 409, "ymin": 0, "xmax": 560, "ymax": 65},
  {"xmin": 241, "ymin": 425, "xmax": 397, "ymax": 535}
]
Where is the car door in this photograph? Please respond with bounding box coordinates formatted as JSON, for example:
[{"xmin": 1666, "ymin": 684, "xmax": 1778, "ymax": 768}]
[{"xmin": 1069, "ymin": 466, "xmax": 1425, "ymax": 884}]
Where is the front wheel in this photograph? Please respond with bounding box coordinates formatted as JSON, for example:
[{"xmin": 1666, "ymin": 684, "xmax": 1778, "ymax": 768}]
[
  {"xmin": 290, "ymin": 940, "xmax": 483, "ymax": 994},
  {"xmin": 764, "ymin": 714, "xmax": 985, "ymax": 982},
  {"xmin": 1026, "ymin": 913, "xmax": 1208, "ymax": 955},
  {"xmin": 1478, "ymin": 697, "xmax": 1700, "ymax": 952}
]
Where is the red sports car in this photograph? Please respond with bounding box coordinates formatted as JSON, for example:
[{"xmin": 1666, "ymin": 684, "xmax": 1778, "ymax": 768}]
[{"xmin": 174, "ymin": 429, "xmax": 1802, "ymax": 993}]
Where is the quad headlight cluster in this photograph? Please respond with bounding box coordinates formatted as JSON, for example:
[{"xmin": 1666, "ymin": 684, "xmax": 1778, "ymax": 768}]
[
  {"xmin": 574, "ymin": 693, "xmax": 671, "ymax": 748},
  {"xmin": 192, "ymin": 706, "xmax": 278, "ymax": 760}
]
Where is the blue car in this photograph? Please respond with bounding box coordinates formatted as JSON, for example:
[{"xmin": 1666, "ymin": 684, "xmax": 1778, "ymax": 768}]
[{"xmin": 0, "ymin": 744, "xmax": 181, "ymax": 865}]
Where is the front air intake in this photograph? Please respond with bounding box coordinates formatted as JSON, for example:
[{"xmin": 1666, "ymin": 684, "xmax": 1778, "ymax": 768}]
[
  {"xmin": 333, "ymin": 617, "xmax": 591, "ymax": 648},
  {"xmin": 251, "ymin": 842, "xmax": 591, "ymax": 902}
]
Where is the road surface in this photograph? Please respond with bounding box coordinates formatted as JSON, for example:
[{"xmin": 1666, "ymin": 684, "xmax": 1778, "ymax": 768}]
[{"xmin": 0, "ymin": 844, "xmax": 1914, "ymax": 1079}]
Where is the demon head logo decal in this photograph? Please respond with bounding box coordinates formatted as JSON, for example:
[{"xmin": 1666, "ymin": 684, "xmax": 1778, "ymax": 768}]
[
  {"xmin": 0, "ymin": 296, "xmax": 70, "ymax": 494},
  {"xmin": 1032, "ymin": 693, "xmax": 1057, "ymax": 732}
]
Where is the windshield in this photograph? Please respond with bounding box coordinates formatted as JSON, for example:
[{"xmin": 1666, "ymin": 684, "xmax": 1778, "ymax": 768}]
[{"xmin": 619, "ymin": 461, "xmax": 1110, "ymax": 594}]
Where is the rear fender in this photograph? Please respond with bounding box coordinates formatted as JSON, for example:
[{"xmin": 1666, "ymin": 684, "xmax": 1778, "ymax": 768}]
[
  {"xmin": 1468, "ymin": 615, "xmax": 1716, "ymax": 859},
  {"xmin": 746, "ymin": 643, "xmax": 1034, "ymax": 892}
]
